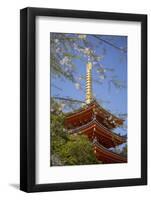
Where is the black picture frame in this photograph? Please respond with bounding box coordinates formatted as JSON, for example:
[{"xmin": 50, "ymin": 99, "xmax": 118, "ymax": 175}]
[{"xmin": 20, "ymin": 7, "xmax": 147, "ymax": 192}]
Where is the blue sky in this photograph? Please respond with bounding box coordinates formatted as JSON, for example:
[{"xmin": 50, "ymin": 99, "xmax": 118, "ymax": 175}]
[{"xmin": 51, "ymin": 33, "xmax": 127, "ymax": 136}]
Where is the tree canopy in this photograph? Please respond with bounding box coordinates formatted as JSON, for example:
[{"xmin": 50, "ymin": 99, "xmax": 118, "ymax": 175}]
[{"xmin": 50, "ymin": 99, "xmax": 99, "ymax": 166}]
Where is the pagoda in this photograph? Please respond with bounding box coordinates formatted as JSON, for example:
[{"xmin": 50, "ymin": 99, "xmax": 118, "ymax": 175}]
[{"xmin": 64, "ymin": 62, "xmax": 127, "ymax": 164}]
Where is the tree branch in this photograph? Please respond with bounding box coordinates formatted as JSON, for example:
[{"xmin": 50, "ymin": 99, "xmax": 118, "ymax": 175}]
[
  {"xmin": 92, "ymin": 35, "xmax": 127, "ymax": 53},
  {"xmin": 52, "ymin": 96, "xmax": 85, "ymax": 103}
]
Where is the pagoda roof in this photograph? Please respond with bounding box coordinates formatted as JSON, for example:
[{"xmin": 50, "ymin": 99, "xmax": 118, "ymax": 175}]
[
  {"xmin": 65, "ymin": 100, "xmax": 124, "ymax": 129},
  {"xmin": 68, "ymin": 119, "xmax": 126, "ymax": 148},
  {"xmin": 94, "ymin": 141, "xmax": 127, "ymax": 163}
]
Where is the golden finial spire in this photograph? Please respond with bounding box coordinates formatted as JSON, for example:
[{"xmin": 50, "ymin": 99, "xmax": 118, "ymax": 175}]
[{"xmin": 86, "ymin": 62, "xmax": 92, "ymax": 104}]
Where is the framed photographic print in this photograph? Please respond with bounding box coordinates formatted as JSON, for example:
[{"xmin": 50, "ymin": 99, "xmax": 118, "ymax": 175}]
[{"xmin": 20, "ymin": 7, "xmax": 147, "ymax": 192}]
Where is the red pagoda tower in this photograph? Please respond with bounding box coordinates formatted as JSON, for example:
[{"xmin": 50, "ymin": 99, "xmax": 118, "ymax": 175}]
[{"xmin": 64, "ymin": 62, "xmax": 127, "ymax": 164}]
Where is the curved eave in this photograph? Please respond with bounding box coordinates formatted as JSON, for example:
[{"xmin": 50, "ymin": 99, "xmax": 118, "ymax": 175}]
[
  {"xmin": 69, "ymin": 120, "xmax": 126, "ymax": 148},
  {"xmin": 94, "ymin": 100, "xmax": 124, "ymax": 125},
  {"xmin": 94, "ymin": 142, "xmax": 127, "ymax": 163},
  {"xmin": 65, "ymin": 100, "xmax": 124, "ymax": 128},
  {"xmin": 65, "ymin": 103, "xmax": 95, "ymax": 119}
]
